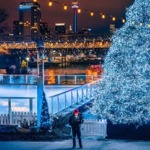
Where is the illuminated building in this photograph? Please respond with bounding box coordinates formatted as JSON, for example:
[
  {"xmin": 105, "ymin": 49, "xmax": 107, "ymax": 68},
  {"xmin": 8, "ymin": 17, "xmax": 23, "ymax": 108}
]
[
  {"xmin": 72, "ymin": 0, "xmax": 79, "ymax": 33},
  {"xmin": 19, "ymin": 2, "xmax": 41, "ymax": 40},
  {"xmin": 13, "ymin": 21, "xmax": 20, "ymax": 35},
  {"xmin": 55, "ymin": 23, "xmax": 66, "ymax": 35},
  {"xmin": 40, "ymin": 22, "xmax": 50, "ymax": 36}
]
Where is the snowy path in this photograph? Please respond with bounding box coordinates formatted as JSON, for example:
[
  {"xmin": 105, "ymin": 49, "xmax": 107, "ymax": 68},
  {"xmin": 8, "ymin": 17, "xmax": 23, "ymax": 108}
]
[{"xmin": 0, "ymin": 139, "xmax": 149, "ymax": 150}]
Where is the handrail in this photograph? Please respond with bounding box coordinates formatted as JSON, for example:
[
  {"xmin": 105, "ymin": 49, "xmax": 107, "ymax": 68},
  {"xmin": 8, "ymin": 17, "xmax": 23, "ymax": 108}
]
[
  {"xmin": 49, "ymin": 80, "xmax": 100, "ymax": 115},
  {"xmin": 0, "ymin": 74, "xmax": 101, "ymax": 85}
]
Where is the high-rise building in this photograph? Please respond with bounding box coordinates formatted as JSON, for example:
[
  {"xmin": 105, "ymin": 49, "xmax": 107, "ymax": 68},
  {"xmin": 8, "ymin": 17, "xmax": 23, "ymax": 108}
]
[
  {"xmin": 13, "ymin": 21, "xmax": 20, "ymax": 35},
  {"xmin": 19, "ymin": 2, "xmax": 41, "ymax": 40},
  {"xmin": 40, "ymin": 22, "xmax": 49, "ymax": 36},
  {"xmin": 13, "ymin": 21, "xmax": 21, "ymax": 40},
  {"xmin": 55, "ymin": 23, "xmax": 66, "ymax": 35},
  {"xmin": 72, "ymin": 0, "xmax": 79, "ymax": 33}
]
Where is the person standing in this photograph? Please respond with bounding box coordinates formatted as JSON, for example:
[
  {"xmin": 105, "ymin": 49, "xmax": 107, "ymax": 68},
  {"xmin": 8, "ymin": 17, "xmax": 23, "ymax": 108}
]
[{"xmin": 69, "ymin": 109, "xmax": 84, "ymax": 149}]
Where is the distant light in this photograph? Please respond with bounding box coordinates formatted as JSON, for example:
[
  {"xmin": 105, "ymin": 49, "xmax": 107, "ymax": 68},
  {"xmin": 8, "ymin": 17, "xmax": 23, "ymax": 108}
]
[
  {"xmin": 55, "ymin": 23, "xmax": 65, "ymax": 26},
  {"xmin": 72, "ymin": 1, "xmax": 78, "ymax": 9},
  {"xmin": 90, "ymin": 11, "xmax": 94, "ymax": 16},
  {"xmin": 88, "ymin": 28, "xmax": 91, "ymax": 32},
  {"xmin": 64, "ymin": 4, "xmax": 67, "ymax": 10},
  {"xmin": 19, "ymin": 5, "xmax": 31, "ymax": 10},
  {"xmin": 140, "ymin": 22, "xmax": 143, "ymax": 26},
  {"xmin": 9, "ymin": 34, "xmax": 14, "ymax": 36},
  {"xmin": 48, "ymin": 0, "xmax": 53, "ymax": 7},
  {"xmin": 26, "ymin": 57, "xmax": 30, "ymax": 61},
  {"xmin": 102, "ymin": 14, "xmax": 106, "ymax": 19},
  {"xmin": 132, "ymin": 21, "xmax": 135, "ymax": 25},
  {"xmin": 122, "ymin": 19, "xmax": 126, "ymax": 23},
  {"xmin": 78, "ymin": 8, "xmax": 81, "ymax": 13},
  {"xmin": 112, "ymin": 17, "xmax": 116, "ymax": 21}
]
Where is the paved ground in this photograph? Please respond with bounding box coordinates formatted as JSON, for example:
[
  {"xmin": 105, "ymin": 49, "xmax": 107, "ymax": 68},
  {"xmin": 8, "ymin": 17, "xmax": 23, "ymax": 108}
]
[{"xmin": 0, "ymin": 138, "xmax": 150, "ymax": 150}]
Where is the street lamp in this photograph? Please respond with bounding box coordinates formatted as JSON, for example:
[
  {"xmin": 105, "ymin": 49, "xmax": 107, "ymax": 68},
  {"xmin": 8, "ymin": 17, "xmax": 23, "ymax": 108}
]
[{"xmin": 26, "ymin": 56, "xmax": 30, "ymax": 74}]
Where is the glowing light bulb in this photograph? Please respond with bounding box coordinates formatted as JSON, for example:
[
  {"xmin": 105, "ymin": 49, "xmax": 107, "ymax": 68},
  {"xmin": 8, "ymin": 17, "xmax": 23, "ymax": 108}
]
[
  {"xmin": 48, "ymin": 0, "xmax": 53, "ymax": 7},
  {"xmin": 64, "ymin": 4, "xmax": 67, "ymax": 10},
  {"xmin": 90, "ymin": 11, "xmax": 94, "ymax": 16},
  {"xmin": 112, "ymin": 17, "xmax": 116, "ymax": 21},
  {"xmin": 122, "ymin": 19, "xmax": 126, "ymax": 23},
  {"xmin": 78, "ymin": 8, "xmax": 81, "ymax": 13},
  {"xmin": 102, "ymin": 14, "xmax": 106, "ymax": 19}
]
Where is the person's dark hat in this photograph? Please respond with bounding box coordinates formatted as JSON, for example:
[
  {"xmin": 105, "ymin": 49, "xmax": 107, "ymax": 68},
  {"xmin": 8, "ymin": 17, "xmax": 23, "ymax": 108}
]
[{"xmin": 74, "ymin": 109, "xmax": 79, "ymax": 115}]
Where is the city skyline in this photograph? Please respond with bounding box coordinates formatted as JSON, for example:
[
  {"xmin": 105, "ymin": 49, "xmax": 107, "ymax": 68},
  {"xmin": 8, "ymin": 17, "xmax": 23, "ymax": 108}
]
[{"xmin": 1, "ymin": 0, "xmax": 134, "ymax": 33}]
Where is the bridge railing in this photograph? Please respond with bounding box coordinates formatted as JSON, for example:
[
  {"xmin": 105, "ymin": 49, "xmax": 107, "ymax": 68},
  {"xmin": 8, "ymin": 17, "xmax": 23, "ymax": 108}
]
[
  {"xmin": 0, "ymin": 74, "xmax": 101, "ymax": 85},
  {"xmin": 49, "ymin": 80, "xmax": 100, "ymax": 114},
  {"xmin": 0, "ymin": 74, "xmax": 38, "ymax": 85},
  {"xmin": 44, "ymin": 75, "xmax": 101, "ymax": 85}
]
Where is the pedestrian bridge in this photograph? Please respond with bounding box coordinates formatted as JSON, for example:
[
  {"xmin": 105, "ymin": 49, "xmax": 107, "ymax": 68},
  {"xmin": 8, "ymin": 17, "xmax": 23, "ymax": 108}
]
[
  {"xmin": 49, "ymin": 80, "xmax": 99, "ymax": 115},
  {"xmin": 0, "ymin": 79, "xmax": 107, "ymax": 138},
  {"xmin": 0, "ymin": 78, "xmax": 100, "ymax": 121}
]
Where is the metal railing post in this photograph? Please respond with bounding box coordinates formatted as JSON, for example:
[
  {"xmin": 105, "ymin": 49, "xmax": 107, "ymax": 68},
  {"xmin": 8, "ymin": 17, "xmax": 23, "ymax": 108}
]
[
  {"xmin": 57, "ymin": 96, "xmax": 60, "ymax": 113},
  {"xmin": 92, "ymin": 75, "xmax": 94, "ymax": 82},
  {"xmin": 8, "ymin": 98, "xmax": 12, "ymax": 124},
  {"xmin": 74, "ymin": 75, "xmax": 77, "ymax": 85},
  {"xmin": 90, "ymin": 84, "xmax": 92, "ymax": 98},
  {"xmin": 25, "ymin": 75, "xmax": 27, "ymax": 84},
  {"xmin": 51, "ymin": 97, "xmax": 53, "ymax": 114},
  {"xmin": 86, "ymin": 85, "xmax": 88, "ymax": 99},
  {"xmin": 58, "ymin": 75, "xmax": 60, "ymax": 84},
  {"xmin": 65, "ymin": 93, "xmax": 67, "ymax": 109},
  {"xmin": 10, "ymin": 75, "xmax": 12, "ymax": 84},
  {"xmin": 77, "ymin": 89, "xmax": 79, "ymax": 104},
  {"xmin": 82, "ymin": 88, "xmax": 84, "ymax": 102},
  {"xmin": 71, "ymin": 90, "xmax": 73, "ymax": 105},
  {"xmin": 29, "ymin": 98, "xmax": 33, "ymax": 113}
]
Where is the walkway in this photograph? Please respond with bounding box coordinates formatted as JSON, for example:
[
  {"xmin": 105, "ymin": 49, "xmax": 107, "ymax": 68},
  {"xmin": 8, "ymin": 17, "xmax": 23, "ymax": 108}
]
[{"xmin": 0, "ymin": 138, "xmax": 150, "ymax": 150}]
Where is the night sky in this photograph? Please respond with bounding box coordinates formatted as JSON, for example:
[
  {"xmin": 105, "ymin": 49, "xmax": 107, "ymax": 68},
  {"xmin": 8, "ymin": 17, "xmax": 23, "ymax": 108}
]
[{"xmin": 0, "ymin": 0, "xmax": 134, "ymax": 33}]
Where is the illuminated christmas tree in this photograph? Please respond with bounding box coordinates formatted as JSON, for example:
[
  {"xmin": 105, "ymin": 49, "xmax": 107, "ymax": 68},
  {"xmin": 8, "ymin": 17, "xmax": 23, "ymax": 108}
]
[
  {"xmin": 40, "ymin": 91, "xmax": 50, "ymax": 130},
  {"xmin": 91, "ymin": 0, "xmax": 150, "ymax": 125}
]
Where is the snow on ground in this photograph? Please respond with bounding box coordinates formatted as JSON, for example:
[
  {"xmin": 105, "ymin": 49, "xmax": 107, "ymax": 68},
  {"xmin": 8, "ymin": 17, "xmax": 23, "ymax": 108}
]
[
  {"xmin": 0, "ymin": 139, "xmax": 150, "ymax": 150},
  {"xmin": 0, "ymin": 85, "xmax": 78, "ymax": 114}
]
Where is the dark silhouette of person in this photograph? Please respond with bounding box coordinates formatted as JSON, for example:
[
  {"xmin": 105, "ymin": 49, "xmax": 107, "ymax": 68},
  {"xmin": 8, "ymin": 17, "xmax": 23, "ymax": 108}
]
[{"xmin": 69, "ymin": 109, "xmax": 84, "ymax": 149}]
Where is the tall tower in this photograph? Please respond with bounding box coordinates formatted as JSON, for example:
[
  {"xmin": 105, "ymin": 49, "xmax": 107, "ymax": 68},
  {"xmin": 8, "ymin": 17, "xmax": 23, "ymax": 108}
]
[
  {"xmin": 19, "ymin": 2, "xmax": 41, "ymax": 41},
  {"xmin": 72, "ymin": 0, "xmax": 78, "ymax": 33}
]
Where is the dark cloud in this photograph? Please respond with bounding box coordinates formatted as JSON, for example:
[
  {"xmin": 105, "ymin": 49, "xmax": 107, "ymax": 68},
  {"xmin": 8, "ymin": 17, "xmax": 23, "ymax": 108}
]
[{"xmin": 0, "ymin": 0, "xmax": 134, "ymax": 32}]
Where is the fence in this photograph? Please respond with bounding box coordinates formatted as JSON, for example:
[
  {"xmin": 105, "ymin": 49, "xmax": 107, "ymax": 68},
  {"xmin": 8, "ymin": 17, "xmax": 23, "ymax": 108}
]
[
  {"xmin": 0, "ymin": 112, "xmax": 36, "ymax": 127},
  {"xmin": 0, "ymin": 74, "xmax": 37, "ymax": 85},
  {"xmin": 81, "ymin": 119, "xmax": 107, "ymax": 138},
  {"xmin": 0, "ymin": 74, "xmax": 101, "ymax": 85},
  {"xmin": 0, "ymin": 112, "xmax": 107, "ymax": 138},
  {"xmin": 49, "ymin": 80, "xmax": 99, "ymax": 114}
]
